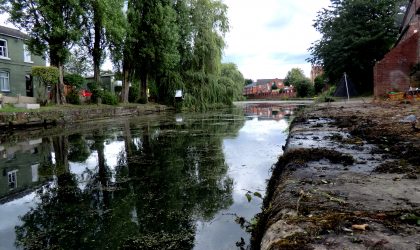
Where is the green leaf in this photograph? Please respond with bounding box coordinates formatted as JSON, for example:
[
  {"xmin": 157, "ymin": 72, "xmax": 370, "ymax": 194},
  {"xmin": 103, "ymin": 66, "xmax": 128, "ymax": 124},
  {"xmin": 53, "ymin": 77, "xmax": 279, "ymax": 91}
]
[
  {"xmin": 253, "ymin": 192, "xmax": 262, "ymax": 199},
  {"xmin": 245, "ymin": 193, "xmax": 252, "ymax": 202}
]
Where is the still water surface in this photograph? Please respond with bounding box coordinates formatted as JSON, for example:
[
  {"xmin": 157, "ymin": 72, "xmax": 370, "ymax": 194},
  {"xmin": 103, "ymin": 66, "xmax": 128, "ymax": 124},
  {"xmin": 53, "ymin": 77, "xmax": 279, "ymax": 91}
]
[{"xmin": 0, "ymin": 103, "xmax": 298, "ymax": 250}]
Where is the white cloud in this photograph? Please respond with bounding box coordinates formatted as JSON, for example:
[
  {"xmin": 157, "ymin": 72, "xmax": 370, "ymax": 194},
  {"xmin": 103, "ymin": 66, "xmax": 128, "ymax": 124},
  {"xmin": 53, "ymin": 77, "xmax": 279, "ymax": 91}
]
[
  {"xmin": 222, "ymin": 0, "xmax": 330, "ymax": 80},
  {"xmin": 1, "ymin": 1, "xmax": 331, "ymax": 78}
]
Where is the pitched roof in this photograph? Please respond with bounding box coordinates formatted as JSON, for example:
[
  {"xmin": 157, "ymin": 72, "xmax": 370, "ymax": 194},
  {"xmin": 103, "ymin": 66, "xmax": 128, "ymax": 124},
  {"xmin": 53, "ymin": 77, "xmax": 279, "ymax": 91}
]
[
  {"xmin": 256, "ymin": 79, "xmax": 273, "ymax": 85},
  {"xmin": 256, "ymin": 79, "xmax": 284, "ymax": 86},
  {"xmin": 0, "ymin": 25, "xmax": 29, "ymax": 39},
  {"xmin": 244, "ymin": 82, "xmax": 256, "ymax": 88}
]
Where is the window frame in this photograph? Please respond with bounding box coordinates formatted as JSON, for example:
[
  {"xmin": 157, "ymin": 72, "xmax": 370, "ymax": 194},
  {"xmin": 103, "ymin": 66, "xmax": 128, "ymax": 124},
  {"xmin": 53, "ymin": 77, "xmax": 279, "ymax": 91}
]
[
  {"xmin": 0, "ymin": 39, "xmax": 9, "ymax": 59},
  {"xmin": 7, "ymin": 170, "xmax": 18, "ymax": 190},
  {"xmin": 23, "ymin": 44, "xmax": 33, "ymax": 63},
  {"xmin": 0, "ymin": 71, "xmax": 10, "ymax": 92}
]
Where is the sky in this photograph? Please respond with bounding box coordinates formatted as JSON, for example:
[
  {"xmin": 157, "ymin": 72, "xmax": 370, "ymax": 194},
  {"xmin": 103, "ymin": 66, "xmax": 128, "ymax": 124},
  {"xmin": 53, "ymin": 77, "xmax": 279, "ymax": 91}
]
[
  {"xmin": 0, "ymin": 0, "xmax": 331, "ymax": 80},
  {"xmin": 222, "ymin": 0, "xmax": 331, "ymax": 80}
]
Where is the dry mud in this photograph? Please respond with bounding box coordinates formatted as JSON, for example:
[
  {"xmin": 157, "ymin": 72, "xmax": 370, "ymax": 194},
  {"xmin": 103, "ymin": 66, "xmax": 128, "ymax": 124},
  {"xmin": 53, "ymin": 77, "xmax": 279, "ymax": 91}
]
[{"xmin": 252, "ymin": 100, "xmax": 420, "ymax": 250}]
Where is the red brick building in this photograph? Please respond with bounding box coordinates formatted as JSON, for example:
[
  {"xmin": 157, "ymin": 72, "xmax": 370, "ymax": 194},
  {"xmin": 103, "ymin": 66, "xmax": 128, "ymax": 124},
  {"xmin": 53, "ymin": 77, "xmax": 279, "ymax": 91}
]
[
  {"xmin": 374, "ymin": 0, "xmax": 420, "ymax": 96},
  {"xmin": 243, "ymin": 78, "xmax": 296, "ymax": 98},
  {"xmin": 310, "ymin": 65, "xmax": 324, "ymax": 84}
]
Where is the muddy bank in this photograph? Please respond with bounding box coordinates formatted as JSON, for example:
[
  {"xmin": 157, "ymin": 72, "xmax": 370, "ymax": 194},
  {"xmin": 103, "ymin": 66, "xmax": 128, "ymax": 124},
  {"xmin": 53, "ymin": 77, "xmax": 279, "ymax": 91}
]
[
  {"xmin": 253, "ymin": 100, "xmax": 420, "ymax": 250},
  {"xmin": 0, "ymin": 103, "xmax": 171, "ymax": 128}
]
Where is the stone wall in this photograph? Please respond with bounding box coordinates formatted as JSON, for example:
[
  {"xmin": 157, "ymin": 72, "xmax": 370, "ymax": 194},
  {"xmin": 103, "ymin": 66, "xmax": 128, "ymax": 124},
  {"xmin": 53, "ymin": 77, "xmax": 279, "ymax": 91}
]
[{"xmin": 0, "ymin": 104, "xmax": 170, "ymax": 128}]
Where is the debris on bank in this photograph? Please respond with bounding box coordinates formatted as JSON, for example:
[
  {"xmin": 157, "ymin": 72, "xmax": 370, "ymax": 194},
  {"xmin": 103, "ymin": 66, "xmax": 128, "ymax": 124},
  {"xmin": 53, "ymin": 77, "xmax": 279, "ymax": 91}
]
[{"xmin": 252, "ymin": 101, "xmax": 420, "ymax": 250}]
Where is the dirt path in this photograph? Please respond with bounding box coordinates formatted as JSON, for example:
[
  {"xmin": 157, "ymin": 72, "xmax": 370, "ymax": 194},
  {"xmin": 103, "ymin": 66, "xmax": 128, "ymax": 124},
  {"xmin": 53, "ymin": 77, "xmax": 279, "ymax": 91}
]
[{"xmin": 252, "ymin": 100, "xmax": 420, "ymax": 250}]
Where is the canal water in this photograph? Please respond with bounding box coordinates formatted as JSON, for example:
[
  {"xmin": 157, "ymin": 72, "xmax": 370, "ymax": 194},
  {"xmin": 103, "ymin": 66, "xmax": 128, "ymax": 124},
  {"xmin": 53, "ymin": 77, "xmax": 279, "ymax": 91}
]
[{"xmin": 0, "ymin": 103, "xmax": 298, "ymax": 250}]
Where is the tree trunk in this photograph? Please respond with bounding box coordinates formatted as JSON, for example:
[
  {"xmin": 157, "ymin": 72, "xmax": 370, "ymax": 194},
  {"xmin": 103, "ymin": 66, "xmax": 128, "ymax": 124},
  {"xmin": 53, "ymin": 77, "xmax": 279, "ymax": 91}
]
[
  {"xmin": 58, "ymin": 63, "xmax": 66, "ymax": 104},
  {"xmin": 93, "ymin": 10, "xmax": 102, "ymax": 86},
  {"xmin": 52, "ymin": 135, "xmax": 69, "ymax": 174},
  {"xmin": 140, "ymin": 73, "xmax": 148, "ymax": 104},
  {"xmin": 121, "ymin": 62, "xmax": 130, "ymax": 103}
]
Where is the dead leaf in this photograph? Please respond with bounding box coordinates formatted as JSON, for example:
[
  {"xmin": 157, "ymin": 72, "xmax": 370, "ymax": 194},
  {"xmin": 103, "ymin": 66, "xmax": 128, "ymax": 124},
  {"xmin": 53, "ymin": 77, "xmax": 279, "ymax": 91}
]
[{"xmin": 352, "ymin": 224, "xmax": 369, "ymax": 230}]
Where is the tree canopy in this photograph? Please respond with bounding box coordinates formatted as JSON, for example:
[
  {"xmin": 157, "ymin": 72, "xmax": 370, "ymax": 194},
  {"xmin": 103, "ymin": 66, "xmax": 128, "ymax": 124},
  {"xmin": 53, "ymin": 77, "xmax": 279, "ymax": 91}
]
[
  {"xmin": 308, "ymin": 0, "xmax": 406, "ymax": 93},
  {"xmin": 284, "ymin": 68, "xmax": 308, "ymax": 86},
  {"xmin": 3, "ymin": 0, "xmax": 244, "ymax": 109}
]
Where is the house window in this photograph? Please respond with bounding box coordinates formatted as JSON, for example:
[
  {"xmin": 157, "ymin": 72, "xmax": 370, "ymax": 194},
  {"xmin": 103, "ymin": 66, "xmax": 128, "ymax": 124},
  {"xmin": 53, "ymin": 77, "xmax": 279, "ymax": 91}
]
[
  {"xmin": 0, "ymin": 71, "xmax": 10, "ymax": 91},
  {"xmin": 8, "ymin": 170, "xmax": 17, "ymax": 189},
  {"xmin": 24, "ymin": 44, "xmax": 32, "ymax": 63},
  {"xmin": 0, "ymin": 39, "xmax": 8, "ymax": 58}
]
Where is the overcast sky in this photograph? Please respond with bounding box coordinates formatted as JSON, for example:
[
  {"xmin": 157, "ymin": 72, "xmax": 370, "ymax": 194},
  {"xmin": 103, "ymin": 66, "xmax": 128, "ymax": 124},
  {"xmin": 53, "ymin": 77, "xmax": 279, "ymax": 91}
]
[
  {"xmin": 222, "ymin": 0, "xmax": 330, "ymax": 80},
  {"xmin": 0, "ymin": 0, "xmax": 331, "ymax": 80}
]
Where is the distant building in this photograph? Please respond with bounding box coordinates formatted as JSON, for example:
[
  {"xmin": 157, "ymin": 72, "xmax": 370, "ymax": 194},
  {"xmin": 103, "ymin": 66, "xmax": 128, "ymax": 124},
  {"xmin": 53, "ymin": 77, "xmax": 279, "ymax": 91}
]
[
  {"xmin": 0, "ymin": 26, "xmax": 46, "ymax": 98},
  {"xmin": 374, "ymin": 0, "xmax": 420, "ymax": 96},
  {"xmin": 243, "ymin": 78, "xmax": 296, "ymax": 98},
  {"xmin": 85, "ymin": 73, "xmax": 116, "ymax": 93},
  {"xmin": 310, "ymin": 65, "xmax": 323, "ymax": 83}
]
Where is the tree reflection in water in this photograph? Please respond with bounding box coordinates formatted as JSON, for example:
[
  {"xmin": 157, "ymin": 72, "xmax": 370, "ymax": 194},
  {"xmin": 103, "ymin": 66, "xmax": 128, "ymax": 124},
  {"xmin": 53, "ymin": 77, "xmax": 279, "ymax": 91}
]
[{"xmin": 15, "ymin": 111, "xmax": 244, "ymax": 249}]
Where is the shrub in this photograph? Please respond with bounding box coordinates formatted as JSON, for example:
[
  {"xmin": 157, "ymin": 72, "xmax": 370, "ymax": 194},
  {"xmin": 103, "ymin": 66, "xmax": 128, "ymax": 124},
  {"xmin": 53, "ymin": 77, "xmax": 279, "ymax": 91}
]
[
  {"xmin": 129, "ymin": 83, "xmax": 140, "ymax": 103},
  {"xmin": 66, "ymin": 90, "xmax": 81, "ymax": 105},
  {"xmin": 101, "ymin": 90, "xmax": 118, "ymax": 105},
  {"xmin": 314, "ymin": 75, "xmax": 326, "ymax": 94},
  {"xmin": 63, "ymin": 73, "xmax": 86, "ymax": 89},
  {"xmin": 87, "ymin": 82, "xmax": 103, "ymax": 104},
  {"xmin": 32, "ymin": 66, "xmax": 59, "ymax": 104},
  {"xmin": 114, "ymin": 86, "xmax": 123, "ymax": 93},
  {"xmin": 137, "ymin": 96, "xmax": 147, "ymax": 104},
  {"xmin": 295, "ymin": 79, "xmax": 314, "ymax": 97}
]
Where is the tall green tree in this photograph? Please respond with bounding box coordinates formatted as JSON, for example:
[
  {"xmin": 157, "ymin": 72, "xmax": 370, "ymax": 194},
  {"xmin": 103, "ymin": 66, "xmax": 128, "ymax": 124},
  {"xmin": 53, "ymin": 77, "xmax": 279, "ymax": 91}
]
[
  {"xmin": 284, "ymin": 68, "xmax": 313, "ymax": 97},
  {"xmin": 81, "ymin": 0, "xmax": 125, "ymax": 85},
  {"xmin": 128, "ymin": 0, "xmax": 180, "ymax": 104},
  {"xmin": 308, "ymin": 0, "xmax": 405, "ymax": 93},
  {"xmin": 4, "ymin": 0, "xmax": 84, "ymax": 104},
  {"xmin": 190, "ymin": 0, "xmax": 229, "ymax": 75},
  {"xmin": 284, "ymin": 68, "xmax": 308, "ymax": 86}
]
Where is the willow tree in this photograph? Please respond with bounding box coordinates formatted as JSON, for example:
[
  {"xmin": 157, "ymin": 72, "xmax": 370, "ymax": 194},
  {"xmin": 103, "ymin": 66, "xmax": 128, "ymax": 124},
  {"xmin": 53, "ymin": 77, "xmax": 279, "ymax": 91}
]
[
  {"xmin": 190, "ymin": 0, "xmax": 229, "ymax": 75},
  {"xmin": 4, "ymin": 0, "xmax": 84, "ymax": 104}
]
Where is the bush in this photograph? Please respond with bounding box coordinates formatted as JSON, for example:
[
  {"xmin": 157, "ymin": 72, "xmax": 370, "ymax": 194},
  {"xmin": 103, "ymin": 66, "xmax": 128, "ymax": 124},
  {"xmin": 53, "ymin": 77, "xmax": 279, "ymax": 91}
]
[
  {"xmin": 129, "ymin": 83, "xmax": 140, "ymax": 103},
  {"xmin": 314, "ymin": 75, "xmax": 326, "ymax": 94},
  {"xmin": 66, "ymin": 90, "xmax": 81, "ymax": 105},
  {"xmin": 137, "ymin": 96, "xmax": 147, "ymax": 104},
  {"xmin": 101, "ymin": 90, "xmax": 118, "ymax": 105},
  {"xmin": 316, "ymin": 86, "xmax": 337, "ymax": 103},
  {"xmin": 87, "ymin": 82, "xmax": 103, "ymax": 104},
  {"xmin": 114, "ymin": 86, "xmax": 122, "ymax": 93},
  {"xmin": 295, "ymin": 80, "xmax": 314, "ymax": 97},
  {"xmin": 32, "ymin": 66, "xmax": 59, "ymax": 104},
  {"xmin": 63, "ymin": 73, "xmax": 86, "ymax": 89}
]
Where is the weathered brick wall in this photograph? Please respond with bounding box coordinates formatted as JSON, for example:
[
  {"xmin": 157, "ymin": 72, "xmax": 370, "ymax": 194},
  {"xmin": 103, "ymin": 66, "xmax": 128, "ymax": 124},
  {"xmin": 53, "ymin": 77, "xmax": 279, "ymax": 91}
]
[{"xmin": 374, "ymin": 32, "xmax": 419, "ymax": 97}]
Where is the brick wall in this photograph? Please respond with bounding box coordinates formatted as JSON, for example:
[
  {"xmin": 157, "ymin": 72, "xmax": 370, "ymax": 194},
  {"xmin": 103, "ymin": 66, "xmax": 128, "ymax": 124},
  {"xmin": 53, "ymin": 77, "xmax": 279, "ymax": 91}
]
[{"xmin": 373, "ymin": 32, "xmax": 419, "ymax": 96}]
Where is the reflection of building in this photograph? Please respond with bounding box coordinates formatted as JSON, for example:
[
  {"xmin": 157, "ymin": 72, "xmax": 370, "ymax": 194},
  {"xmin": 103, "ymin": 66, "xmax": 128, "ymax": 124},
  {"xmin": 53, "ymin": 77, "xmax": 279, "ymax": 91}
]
[
  {"xmin": 243, "ymin": 78, "xmax": 296, "ymax": 99},
  {"xmin": 0, "ymin": 139, "xmax": 50, "ymax": 202},
  {"xmin": 244, "ymin": 104, "xmax": 295, "ymax": 121}
]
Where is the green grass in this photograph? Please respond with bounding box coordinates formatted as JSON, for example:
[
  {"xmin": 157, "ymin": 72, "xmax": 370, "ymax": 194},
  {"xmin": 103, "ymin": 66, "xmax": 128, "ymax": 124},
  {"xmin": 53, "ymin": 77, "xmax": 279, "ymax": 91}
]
[{"xmin": 0, "ymin": 105, "xmax": 27, "ymax": 113}]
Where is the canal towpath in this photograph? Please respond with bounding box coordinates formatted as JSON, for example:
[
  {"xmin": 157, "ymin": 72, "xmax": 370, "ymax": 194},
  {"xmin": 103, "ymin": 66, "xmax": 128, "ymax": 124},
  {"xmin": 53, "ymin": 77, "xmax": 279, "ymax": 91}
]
[{"xmin": 253, "ymin": 99, "xmax": 420, "ymax": 249}]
